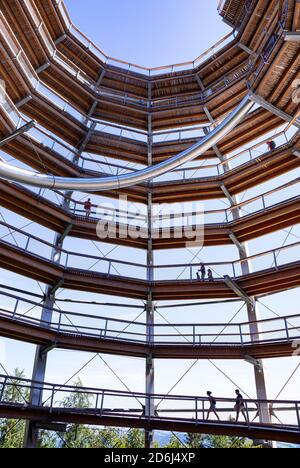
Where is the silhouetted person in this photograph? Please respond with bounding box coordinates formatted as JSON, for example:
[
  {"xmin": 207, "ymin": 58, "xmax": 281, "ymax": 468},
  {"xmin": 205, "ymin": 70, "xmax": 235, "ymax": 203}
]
[
  {"xmin": 84, "ymin": 198, "xmax": 92, "ymax": 219},
  {"xmin": 234, "ymin": 390, "xmax": 249, "ymax": 424},
  {"xmin": 208, "ymin": 269, "xmax": 214, "ymax": 281},
  {"xmin": 206, "ymin": 391, "xmax": 220, "ymax": 421},
  {"xmin": 267, "ymin": 140, "xmax": 276, "ymax": 152},
  {"xmin": 197, "ymin": 263, "xmax": 206, "ymax": 281}
]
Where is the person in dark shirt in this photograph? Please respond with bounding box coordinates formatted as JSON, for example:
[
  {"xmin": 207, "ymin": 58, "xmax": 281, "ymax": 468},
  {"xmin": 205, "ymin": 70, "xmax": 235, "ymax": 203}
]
[
  {"xmin": 197, "ymin": 263, "xmax": 206, "ymax": 281},
  {"xmin": 267, "ymin": 140, "xmax": 276, "ymax": 152},
  {"xmin": 208, "ymin": 269, "xmax": 214, "ymax": 281},
  {"xmin": 206, "ymin": 391, "xmax": 220, "ymax": 421},
  {"xmin": 234, "ymin": 390, "xmax": 249, "ymax": 424}
]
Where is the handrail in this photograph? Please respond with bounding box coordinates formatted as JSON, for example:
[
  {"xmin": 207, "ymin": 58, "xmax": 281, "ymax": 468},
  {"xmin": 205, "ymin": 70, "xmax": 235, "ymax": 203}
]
[
  {"xmin": 1, "ymin": 374, "xmax": 300, "ymax": 434},
  {"xmin": 0, "ymin": 289, "xmax": 300, "ymax": 346},
  {"xmin": 0, "ymin": 373, "xmax": 298, "ymax": 405},
  {"xmin": 0, "ymin": 15, "xmax": 244, "ymax": 136},
  {"xmin": 18, "ymin": 0, "xmax": 245, "ymax": 113},
  {"xmin": 0, "ymin": 95, "xmax": 254, "ymax": 190},
  {"xmin": 54, "ymin": 0, "xmax": 236, "ymax": 76},
  {"xmin": 1, "ymin": 218, "xmax": 300, "ymax": 280},
  {"xmin": 65, "ymin": 177, "xmax": 300, "ymax": 226},
  {"xmin": 0, "ymin": 20, "xmax": 296, "ymax": 184},
  {"xmin": 1, "ymin": 85, "xmax": 298, "ymax": 184},
  {"xmin": 1, "ymin": 74, "xmax": 298, "ymax": 185}
]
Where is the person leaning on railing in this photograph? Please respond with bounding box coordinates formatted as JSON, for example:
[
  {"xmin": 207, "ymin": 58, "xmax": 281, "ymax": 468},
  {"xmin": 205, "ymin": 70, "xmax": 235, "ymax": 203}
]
[
  {"xmin": 197, "ymin": 263, "xmax": 206, "ymax": 281},
  {"xmin": 267, "ymin": 140, "xmax": 277, "ymax": 152},
  {"xmin": 84, "ymin": 198, "xmax": 93, "ymax": 219}
]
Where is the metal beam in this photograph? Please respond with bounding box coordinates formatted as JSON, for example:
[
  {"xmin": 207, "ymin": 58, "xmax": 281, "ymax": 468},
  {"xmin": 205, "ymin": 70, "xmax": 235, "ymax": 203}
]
[
  {"xmin": 0, "ymin": 121, "xmax": 35, "ymax": 148},
  {"xmin": 224, "ymin": 275, "xmax": 255, "ymax": 310},
  {"xmin": 41, "ymin": 342, "xmax": 57, "ymax": 355},
  {"xmin": 294, "ymin": 150, "xmax": 300, "ymax": 158},
  {"xmin": 15, "ymin": 95, "xmax": 32, "ymax": 109},
  {"xmin": 220, "ymin": 184, "xmax": 236, "ymax": 207},
  {"xmin": 229, "ymin": 232, "xmax": 248, "ymax": 258},
  {"xmin": 36, "ymin": 423, "xmax": 67, "ymax": 432},
  {"xmin": 238, "ymin": 43, "xmax": 259, "ymax": 58},
  {"xmin": 244, "ymin": 355, "xmax": 263, "ymax": 370},
  {"xmin": 48, "ymin": 279, "xmax": 64, "ymax": 301},
  {"xmin": 249, "ymin": 92, "xmax": 300, "ymax": 129},
  {"xmin": 195, "ymin": 75, "xmax": 205, "ymax": 91},
  {"xmin": 54, "ymin": 34, "xmax": 67, "ymax": 46},
  {"xmin": 57, "ymin": 224, "xmax": 73, "ymax": 245},
  {"xmin": 203, "ymin": 106, "xmax": 215, "ymax": 124},
  {"xmin": 36, "ymin": 63, "xmax": 51, "ymax": 74},
  {"xmin": 284, "ymin": 31, "xmax": 300, "ymax": 41}
]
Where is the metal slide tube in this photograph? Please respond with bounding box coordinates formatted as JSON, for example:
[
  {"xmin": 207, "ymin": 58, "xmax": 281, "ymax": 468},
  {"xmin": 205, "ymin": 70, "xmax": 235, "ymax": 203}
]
[{"xmin": 0, "ymin": 96, "xmax": 253, "ymax": 191}]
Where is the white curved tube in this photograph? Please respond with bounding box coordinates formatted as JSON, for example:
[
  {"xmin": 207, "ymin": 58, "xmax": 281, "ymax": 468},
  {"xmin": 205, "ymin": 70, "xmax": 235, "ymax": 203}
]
[{"xmin": 0, "ymin": 96, "xmax": 253, "ymax": 191}]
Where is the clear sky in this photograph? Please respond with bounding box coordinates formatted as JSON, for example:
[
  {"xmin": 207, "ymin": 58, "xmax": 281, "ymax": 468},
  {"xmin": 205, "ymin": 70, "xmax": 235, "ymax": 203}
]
[
  {"xmin": 1, "ymin": 0, "xmax": 300, "ymax": 438},
  {"xmin": 64, "ymin": 0, "xmax": 231, "ymax": 68}
]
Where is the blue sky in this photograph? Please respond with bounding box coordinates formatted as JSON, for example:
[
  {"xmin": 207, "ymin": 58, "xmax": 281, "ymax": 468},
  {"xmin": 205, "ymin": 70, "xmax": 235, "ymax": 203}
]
[
  {"xmin": 1, "ymin": 0, "xmax": 300, "ymax": 432},
  {"xmin": 64, "ymin": 0, "xmax": 231, "ymax": 67}
]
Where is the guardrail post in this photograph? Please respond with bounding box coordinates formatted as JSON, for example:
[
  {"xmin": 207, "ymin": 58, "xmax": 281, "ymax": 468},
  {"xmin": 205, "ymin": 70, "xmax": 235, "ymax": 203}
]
[
  {"xmin": 104, "ymin": 320, "xmax": 108, "ymax": 338},
  {"xmin": 245, "ymin": 401, "xmax": 250, "ymax": 428},
  {"xmin": 239, "ymin": 325, "xmax": 244, "ymax": 346},
  {"xmin": 225, "ymin": 210, "xmax": 229, "ymax": 223},
  {"xmin": 284, "ymin": 132, "xmax": 289, "ymax": 144},
  {"xmin": 100, "ymin": 391, "xmax": 105, "ymax": 417},
  {"xmin": 0, "ymin": 377, "xmax": 7, "ymax": 402},
  {"xmin": 107, "ymin": 261, "xmax": 112, "ymax": 278},
  {"xmin": 195, "ymin": 398, "xmax": 199, "ymax": 425},
  {"xmin": 57, "ymin": 312, "xmax": 62, "ymax": 333},
  {"xmin": 12, "ymin": 299, "xmax": 19, "ymax": 320},
  {"xmin": 25, "ymin": 237, "xmax": 30, "ymax": 252},
  {"xmin": 273, "ymin": 251, "xmax": 278, "ymax": 270},
  {"xmin": 296, "ymin": 403, "xmax": 300, "ymax": 431},
  {"xmin": 49, "ymin": 385, "xmax": 55, "ymax": 413},
  {"xmin": 95, "ymin": 393, "xmax": 99, "ymax": 414},
  {"xmin": 284, "ymin": 318, "xmax": 290, "ymax": 341}
]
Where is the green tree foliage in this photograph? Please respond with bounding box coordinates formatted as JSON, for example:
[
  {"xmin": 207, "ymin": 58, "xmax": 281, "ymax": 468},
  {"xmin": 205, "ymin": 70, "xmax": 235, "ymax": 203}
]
[
  {"xmin": 164, "ymin": 433, "xmax": 184, "ymax": 448},
  {"xmin": 0, "ymin": 369, "xmax": 28, "ymax": 448},
  {"xmin": 122, "ymin": 428, "xmax": 145, "ymax": 448},
  {"xmin": 185, "ymin": 433, "xmax": 206, "ymax": 448},
  {"xmin": 202, "ymin": 434, "xmax": 260, "ymax": 448}
]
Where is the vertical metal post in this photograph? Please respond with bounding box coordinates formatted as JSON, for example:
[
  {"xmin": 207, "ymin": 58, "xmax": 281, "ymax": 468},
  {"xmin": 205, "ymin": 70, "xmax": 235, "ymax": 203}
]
[
  {"xmin": 145, "ymin": 82, "xmax": 155, "ymax": 449},
  {"xmin": 23, "ymin": 189, "xmax": 73, "ymax": 448},
  {"xmin": 23, "ymin": 250, "xmax": 61, "ymax": 447}
]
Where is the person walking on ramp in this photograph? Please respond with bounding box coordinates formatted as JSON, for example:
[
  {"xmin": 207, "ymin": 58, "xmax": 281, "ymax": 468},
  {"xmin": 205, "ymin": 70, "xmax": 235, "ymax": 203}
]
[
  {"xmin": 206, "ymin": 391, "xmax": 220, "ymax": 421},
  {"xmin": 234, "ymin": 390, "xmax": 249, "ymax": 424}
]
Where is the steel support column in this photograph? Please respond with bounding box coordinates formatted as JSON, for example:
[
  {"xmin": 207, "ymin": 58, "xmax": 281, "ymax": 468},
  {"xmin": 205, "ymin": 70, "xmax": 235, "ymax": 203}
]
[
  {"xmin": 23, "ymin": 187, "xmax": 72, "ymax": 448},
  {"xmin": 145, "ymin": 83, "xmax": 155, "ymax": 449},
  {"xmin": 23, "ymin": 236, "xmax": 64, "ymax": 447}
]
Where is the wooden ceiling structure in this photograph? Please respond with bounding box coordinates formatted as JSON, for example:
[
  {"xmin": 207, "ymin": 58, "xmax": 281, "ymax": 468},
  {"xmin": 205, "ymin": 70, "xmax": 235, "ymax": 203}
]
[{"xmin": 0, "ymin": 0, "xmax": 300, "ymax": 446}]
